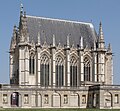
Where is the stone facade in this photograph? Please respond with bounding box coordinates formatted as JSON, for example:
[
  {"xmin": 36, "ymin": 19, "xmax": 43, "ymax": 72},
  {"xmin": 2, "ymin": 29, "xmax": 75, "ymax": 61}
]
[{"xmin": 0, "ymin": 6, "xmax": 120, "ymax": 109}]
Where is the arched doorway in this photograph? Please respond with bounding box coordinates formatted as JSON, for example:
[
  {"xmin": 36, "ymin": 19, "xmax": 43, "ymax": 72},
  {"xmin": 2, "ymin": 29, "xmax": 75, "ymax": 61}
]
[
  {"xmin": 11, "ymin": 92, "xmax": 19, "ymax": 107},
  {"xmin": 52, "ymin": 92, "xmax": 61, "ymax": 107},
  {"xmin": 38, "ymin": 93, "xmax": 42, "ymax": 107},
  {"xmin": 104, "ymin": 92, "xmax": 112, "ymax": 108},
  {"xmin": 70, "ymin": 93, "xmax": 79, "ymax": 107}
]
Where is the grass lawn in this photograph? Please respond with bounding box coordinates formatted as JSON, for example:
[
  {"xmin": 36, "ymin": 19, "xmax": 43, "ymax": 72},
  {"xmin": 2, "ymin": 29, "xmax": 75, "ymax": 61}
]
[{"xmin": 0, "ymin": 109, "xmax": 120, "ymax": 111}]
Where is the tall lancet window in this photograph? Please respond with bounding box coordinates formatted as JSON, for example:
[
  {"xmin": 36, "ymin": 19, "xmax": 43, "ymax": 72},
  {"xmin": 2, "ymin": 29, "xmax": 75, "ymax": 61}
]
[
  {"xmin": 40, "ymin": 54, "xmax": 49, "ymax": 87},
  {"xmin": 70, "ymin": 56, "xmax": 77, "ymax": 87},
  {"xmin": 84, "ymin": 57, "xmax": 91, "ymax": 81},
  {"xmin": 55, "ymin": 55, "xmax": 64, "ymax": 87},
  {"xmin": 29, "ymin": 54, "xmax": 35, "ymax": 75}
]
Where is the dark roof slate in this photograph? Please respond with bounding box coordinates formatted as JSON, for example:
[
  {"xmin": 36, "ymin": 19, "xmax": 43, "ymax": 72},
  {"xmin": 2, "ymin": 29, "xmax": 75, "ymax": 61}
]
[{"xmin": 26, "ymin": 15, "xmax": 97, "ymax": 48}]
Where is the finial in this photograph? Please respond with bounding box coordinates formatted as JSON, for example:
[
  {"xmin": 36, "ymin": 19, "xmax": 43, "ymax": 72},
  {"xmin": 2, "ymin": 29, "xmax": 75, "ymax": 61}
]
[
  {"xmin": 53, "ymin": 34, "xmax": 55, "ymax": 47},
  {"xmin": 107, "ymin": 43, "xmax": 112, "ymax": 53},
  {"xmin": 24, "ymin": 11, "xmax": 26, "ymax": 17},
  {"xmin": 67, "ymin": 34, "xmax": 70, "ymax": 48},
  {"xmin": 31, "ymin": 37, "xmax": 35, "ymax": 46},
  {"xmin": 13, "ymin": 25, "xmax": 17, "ymax": 32},
  {"xmin": 80, "ymin": 36, "xmax": 83, "ymax": 49},
  {"xmin": 72, "ymin": 41, "xmax": 75, "ymax": 48},
  {"xmin": 42, "ymin": 30, "xmax": 45, "ymax": 41},
  {"xmin": 58, "ymin": 40, "xmax": 61, "ymax": 48},
  {"xmin": 37, "ymin": 31, "xmax": 41, "ymax": 45},
  {"xmin": 94, "ymin": 40, "xmax": 96, "ymax": 50},
  {"xmin": 42, "ymin": 30, "xmax": 47, "ymax": 46},
  {"xmin": 85, "ymin": 44, "xmax": 88, "ymax": 49}
]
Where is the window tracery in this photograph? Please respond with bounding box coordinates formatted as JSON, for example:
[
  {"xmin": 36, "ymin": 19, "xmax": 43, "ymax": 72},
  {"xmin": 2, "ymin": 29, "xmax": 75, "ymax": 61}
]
[
  {"xmin": 55, "ymin": 55, "xmax": 64, "ymax": 87},
  {"xmin": 40, "ymin": 54, "xmax": 50, "ymax": 87},
  {"xmin": 84, "ymin": 57, "xmax": 91, "ymax": 81},
  {"xmin": 70, "ymin": 56, "xmax": 77, "ymax": 87}
]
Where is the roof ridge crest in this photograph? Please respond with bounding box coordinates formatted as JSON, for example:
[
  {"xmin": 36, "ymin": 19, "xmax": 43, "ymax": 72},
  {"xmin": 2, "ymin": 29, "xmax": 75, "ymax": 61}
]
[{"xmin": 26, "ymin": 15, "xmax": 93, "ymax": 28}]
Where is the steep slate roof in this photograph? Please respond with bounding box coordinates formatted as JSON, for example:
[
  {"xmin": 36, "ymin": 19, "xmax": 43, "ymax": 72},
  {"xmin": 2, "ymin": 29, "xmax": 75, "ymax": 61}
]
[{"xmin": 26, "ymin": 15, "xmax": 97, "ymax": 48}]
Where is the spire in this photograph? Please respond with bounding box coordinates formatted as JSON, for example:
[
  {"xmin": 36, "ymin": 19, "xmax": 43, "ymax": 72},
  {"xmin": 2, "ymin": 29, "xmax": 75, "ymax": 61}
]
[
  {"xmin": 53, "ymin": 34, "xmax": 55, "ymax": 47},
  {"xmin": 98, "ymin": 22, "xmax": 105, "ymax": 49},
  {"xmin": 67, "ymin": 34, "xmax": 70, "ymax": 48},
  {"xmin": 20, "ymin": 3, "xmax": 23, "ymax": 16},
  {"xmin": 107, "ymin": 43, "xmax": 112, "ymax": 53},
  {"xmin": 37, "ymin": 31, "xmax": 41, "ymax": 45},
  {"xmin": 10, "ymin": 25, "xmax": 17, "ymax": 50},
  {"xmin": 80, "ymin": 36, "xmax": 83, "ymax": 49},
  {"xmin": 99, "ymin": 21, "xmax": 104, "ymax": 42}
]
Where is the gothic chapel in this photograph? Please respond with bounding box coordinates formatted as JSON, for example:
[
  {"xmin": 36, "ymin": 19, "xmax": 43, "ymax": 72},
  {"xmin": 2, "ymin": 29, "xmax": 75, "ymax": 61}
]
[
  {"xmin": 10, "ymin": 5, "xmax": 113, "ymax": 86},
  {"xmin": 1, "ymin": 5, "xmax": 120, "ymax": 109}
]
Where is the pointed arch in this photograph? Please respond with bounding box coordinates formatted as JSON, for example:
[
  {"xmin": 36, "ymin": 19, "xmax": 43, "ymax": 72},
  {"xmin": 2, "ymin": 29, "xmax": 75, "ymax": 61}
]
[
  {"xmin": 55, "ymin": 54, "xmax": 64, "ymax": 87},
  {"xmin": 29, "ymin": 47, "xmax": 35, "ymax": 55},
  {"xmin": 40, "ymin": 50, "xmax": 51, "ymax": 59},
  {"xmin": 70, "ymin": 52, "xmax": 79, "ymax": 60},
  {"xmin": 70, "ymin": 93, "xmax": 79, "ymax": 107},
  {"xmin": 83, "ymin": 53, "xmax": 92, "ymax": 60},
  {"xmin": 84, "ymin": 55, "xmax": 91, "ymax": 81},
  {"xmin": 55, "ymin": 51, "xmax": 65, "ymax": 60},
  {"xmin": 40, "ymin": 52, "xmax": 50, "ymax": 87},
  {"xmin": 70, "ymin": 55, "xmax": 78, "ymax": 87},
  {"xmin": 52, "ymin": 92, "xmax": 61, "ymax": 107}
]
